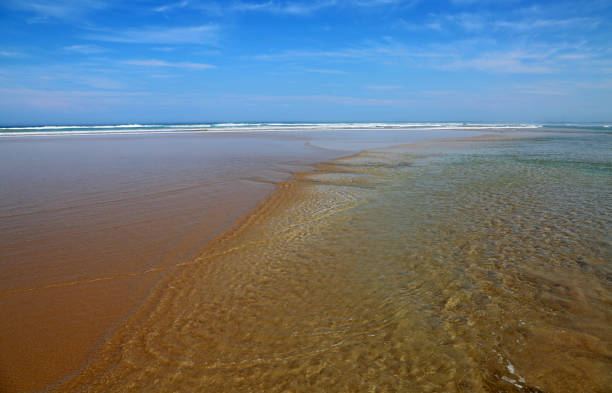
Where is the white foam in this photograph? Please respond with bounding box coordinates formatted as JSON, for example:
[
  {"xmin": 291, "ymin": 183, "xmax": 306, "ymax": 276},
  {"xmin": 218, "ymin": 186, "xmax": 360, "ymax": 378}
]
[
  {"xmin": 0, "ymin": 122, "xmax": 545, "ymax": 137},
  {"xmin": 0, "ymin": 124, "xmax": 156, "ymax": 130},
  {"xmin": 166, "ymin": 124, "xmax": 211, "ymax": 128}
]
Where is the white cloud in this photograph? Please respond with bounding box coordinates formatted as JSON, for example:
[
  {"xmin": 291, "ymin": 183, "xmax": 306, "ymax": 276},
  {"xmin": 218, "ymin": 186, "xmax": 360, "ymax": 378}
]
[
  {"xmin": 352, "ymin": 0, "xmax": 418, "ymax": 6},
  {"xmin": 5, "ymin": 0, "xmax": 106, "ymax": 22},
  {"xmin": 450, "ymin": 0, "xmax": 520, "ymax": 5},
  {"xmin": 303, "ymin": 68, "xmax": 347, "ymax": 74},
  {"xmin": 416, "ymin": 10, "xmax": 602, "ymax": 34},
  {"xmin": 557, "ymin": 53, "xmax": 591, "ymax": 60},
  {"xmin": 76, "ymin": 76, "xmax": 124, "ymax": 89},
  {"xmin": 255, "ymin": 41, "xmax": 448, "ymax": 63},
  {"xmin": 63, "ymin": 44, "xmax": 107, "ymax": 54},
  {"xmin": 228, "ymin": 93, "xmax": 416, "ymax": 106},
  {"xmin": 493, "ymin": 17, "xmax": 601, "ymax": 31},
  {"xmin": 571, "ymin": 80, "xmax": 612, "ymax": 89},
  {"xmin": 122, "ymin": 59, "xmax": 215, "ymax": 70},
  {"xmin": 255, "ymin": 39, "xmax": 590, "ymax": 74},
  {"xmin": 0, "ymin": 87, "xmax": 147, "ymax": 111},
  {"xmin": 446, "ymin": 13, "xmax": 485, "ymax": 31},
  {"xmin": 195, "ymin": 0, "xmax": 415, "ymax": 15},
  {"xmin": 231, "ymin": 1, "xmax": 276, "ymax": 12},
  {"xmin": 154, "ymin": 1, "xmax": 189, "ymax": 12},
  {"xmin": 512, "ymin": 87, "xmax": 568, "ymax": 96},
  {"xmin": 255, "ymin": 45, "xmax": 410, "ymax": 61},
  {"xmin": 231, "ymin": 1, "xmax": 337, "ymax": 15},
  {"xmin": 152, "ymin": 47, "xmax": 176, "ymax": 52},
  {"xmin": 366, "ymin": 85, "xmax": 402, "ymax": 90},
  {"xmin": 440, "ymin": 52, "xmax": 553, "ymax": 73},
  {"xmin": 88, "ymin": 25, "xmax": 219, "ymax": 45},
  {"xmin": 0, "ymin": 50, "xmax": 22, "ymax": 57}
]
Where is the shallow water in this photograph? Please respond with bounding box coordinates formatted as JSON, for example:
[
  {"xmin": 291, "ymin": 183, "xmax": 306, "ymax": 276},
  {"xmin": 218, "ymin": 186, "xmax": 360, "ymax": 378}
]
[
  {"xmin": 0, "ymin": 129, "xmax": 482, "ymax": 392},
  {"xmin": 56, "ymin": 131, "xmax": 611, "ymax": 392},
  {"xmin": 0, "ymin": 133, "xmax": 335, "ymax": 392}
]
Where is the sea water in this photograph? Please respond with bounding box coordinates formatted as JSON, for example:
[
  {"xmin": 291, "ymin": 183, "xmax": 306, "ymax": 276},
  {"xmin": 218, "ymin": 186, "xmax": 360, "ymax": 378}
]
[
  {"xmin": 0, "ymin": 122, "xmax": 544, "ymax": 137},
  {"xmin": 0, "ymin": 128, "xmax": 479, "ymax": 391},
  {"xmin": 56, "ymin": 129, "xmax": 611, "ymax": 392}
]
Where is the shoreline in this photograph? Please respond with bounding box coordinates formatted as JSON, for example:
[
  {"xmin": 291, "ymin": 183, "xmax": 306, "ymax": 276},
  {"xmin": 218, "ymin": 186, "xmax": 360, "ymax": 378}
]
[
  {"xmin": 47, "ymin": 130, "xmax": 544, "ymax": 392},
  {"xmin": 3, "ymin": 124, "xmax": 603, "ymax": 140},
  {"xmin": 1, "ymin": 128, "xmax": 554, "ymax": 392}
]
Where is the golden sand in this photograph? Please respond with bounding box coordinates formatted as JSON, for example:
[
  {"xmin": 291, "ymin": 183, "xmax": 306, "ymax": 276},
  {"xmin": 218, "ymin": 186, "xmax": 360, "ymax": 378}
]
[{"xmin": 52, "ymin": 135, "xmax": 611, "ymax": 392}]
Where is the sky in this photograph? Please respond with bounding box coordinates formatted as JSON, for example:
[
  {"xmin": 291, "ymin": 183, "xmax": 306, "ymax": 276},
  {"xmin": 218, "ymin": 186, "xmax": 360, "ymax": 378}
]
[{"xmin": 0, "ymin": 0, "xmax": 611, "ymax": 125}]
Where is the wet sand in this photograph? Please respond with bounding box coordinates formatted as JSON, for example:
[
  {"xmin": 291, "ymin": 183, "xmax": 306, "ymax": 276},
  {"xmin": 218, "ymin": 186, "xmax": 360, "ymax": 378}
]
[
  {"xmin": 48, "ymin": 130, "xmax": 611, "ymax": 392},
  {"xmin": 0, "ymin": 133, "xmax": 343, "ymax": 392},
  {"xmin": 0, "ymin": 129, "xmax": 482, "ymax": 392}
]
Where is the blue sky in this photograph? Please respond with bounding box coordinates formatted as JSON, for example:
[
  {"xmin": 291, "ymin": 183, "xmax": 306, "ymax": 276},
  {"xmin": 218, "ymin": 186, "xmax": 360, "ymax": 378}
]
[{"xmin": 0, "ymin": 0, "xmax": 611, "ymax": 125}]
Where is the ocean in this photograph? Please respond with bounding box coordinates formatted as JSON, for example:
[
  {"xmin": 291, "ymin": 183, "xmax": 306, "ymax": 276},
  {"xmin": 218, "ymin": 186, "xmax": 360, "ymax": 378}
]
[{"xmin": 0, "ymin": 121, "xmax": 553, "ymax": 137}]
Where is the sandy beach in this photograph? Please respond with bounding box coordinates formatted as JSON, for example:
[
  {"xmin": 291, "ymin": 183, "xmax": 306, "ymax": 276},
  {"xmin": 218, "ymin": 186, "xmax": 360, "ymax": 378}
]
[
  {"xmin": 1, "ymin": 128, "xmax": 487, "ymax": 392},
  {"xmin": 1, "ymin": 127, "xmax": 610, "ymax": 392},
  {"xmin": 0, "ymin": 132, "xmax": 336, "ymax": 392},
  {"xmin": 44, "ymin": 127, "xmax": 612, "ymax": 393}
]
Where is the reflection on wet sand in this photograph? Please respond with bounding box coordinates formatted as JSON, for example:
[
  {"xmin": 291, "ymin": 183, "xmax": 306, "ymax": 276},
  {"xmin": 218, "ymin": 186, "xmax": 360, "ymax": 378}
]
[
  {"xmin": 0, "ymin": 133, "xmax": 345, "ymax": 392},
  {"xmin": 56, "ymin": 132, "xmax": 611, "ymax": 392}
]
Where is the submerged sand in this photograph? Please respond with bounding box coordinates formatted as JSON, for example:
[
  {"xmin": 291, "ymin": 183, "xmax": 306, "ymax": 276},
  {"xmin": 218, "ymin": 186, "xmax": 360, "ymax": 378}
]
[
  {"xmin": 52, "ymin": 131, "xmax": 611, "ymax": 392},
  {"xmin": 0, "ymin": 133, "xmax": 341, "ymax": 392},
  {"xmin": 0, "ymin": 129, "xmax": 483, "ymax": 392}
]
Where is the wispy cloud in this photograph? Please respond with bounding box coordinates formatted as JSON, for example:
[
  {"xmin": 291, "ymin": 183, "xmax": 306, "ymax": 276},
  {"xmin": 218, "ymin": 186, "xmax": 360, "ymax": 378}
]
[
  {"xmin": 366, "ymin": 85, "xmax": 402, "ymax": 90},
  {"xmin": 4, "ymin": 0, "xmax": 106, "ymax": 22},
  {"xmin": 255, "ymin": 46, "xmax": 403, "ymax": 61},
  {"xmin": 413, "ymin": 11, "xmax": 603, "ymax": 34},
  {"xmin": 228, "ymin": 93, "xmax": 416, "ymax": 106},
  {"xmin": 254, "ymin": 40, "xmax": 452, "ymax": 66},
  {"xmin": 149, "ymin": 73, "xmax": 180, "ymax": 79},
  {"xmin": 231, "ymin": 1, "xmax": 337, "ymax": 15},
  {"xmin": 0, "ymin": 64, "xmax": 128, "ymax": 91},
  {"xmin": 153, "ymin": 47, "xmax": 176, "ymax": 52},
  {"xmin": 154, "ymin": 1, "xmax": 189, "ymax": 12},
  {"xmin": 76, "ymin": 76, "xmax": 124, "ymax": 89},
  {"xmin": 493, "ymin": 17, "xmax": 601, "ymax": 31},
  {"xmin": 255, "ymin": 36, "xmax": 609, "ymax": 75},
  {"xmin": 191, "ymin": 0, "xmax": 416, "ymax": 16},
  {"xmin": 449, "ymin": 0, "xmax": 521, "ymax": 5},
  {"xmin": 303, "ymin": 68, "xmax": 347, "ymax": 74},
  {"xmin": 511, "ymin": 86, "xmax": 569, "ymax": 96},
  {"xmin": 440, "ymin": 51, "xmax": 554, "ymax": 73},
  {"xmin": 0, "ymin": 50, "xmax": 22, "ymax": 57},
  {"xmin": 351, "ymin": 0, "xmax": 418, "ymax": 6},
  {"xmin": 63, "ymin": 44, "xmax": 107, "ymax": 54},
  {"xmin": 122, "ymin": 59, "xmax": 215, "ymax": 70},
  {"xmin": 570, "ymin": 80, "xmax": 612, "ymax": 89},
  {"xmin": 402, "ymin": 21, "xmax": 443, "ymax": 31},
  {"xmin": 87, "ymin": 25, "xmax": 219, "ymax": 44},
  {"xmin": 557, "ymin": 53, "xmax": 591, "ymax": 60},
  {"xmin": 231, "ymin": 1, "xmax": 278, "ymax": 12},
  {"xmin": 0, "ymin": 87, "xmax": 147, "ymax": 111}
]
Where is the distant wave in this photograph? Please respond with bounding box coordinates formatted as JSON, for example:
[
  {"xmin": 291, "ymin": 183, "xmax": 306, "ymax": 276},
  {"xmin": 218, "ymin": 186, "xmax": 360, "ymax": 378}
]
[
  {"xmin": 10, "ymin": 121, "xmax": 612, "ymax": 138},
  {"xmin": 214, "ymin": 123, "xmax": 256, "ymax": 127},
  {"xmin": 202, "ymin": 122, "xmax": 543, "ymax": 131},
  {"xmin": 165, "ymin": 124, "xmax": 212, "ymax": 128},
  {"xmin": 540, "ymin": 123, "xmax": 611, "ymax": 131},
  {"xmin": 0, "ymin": 124, "xmax": 158, "ymax": 130}
]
